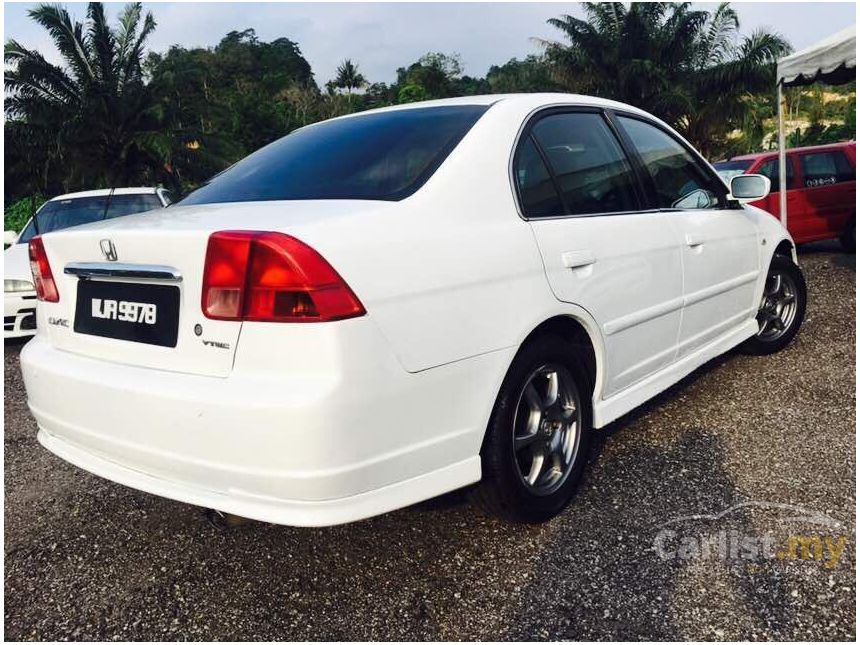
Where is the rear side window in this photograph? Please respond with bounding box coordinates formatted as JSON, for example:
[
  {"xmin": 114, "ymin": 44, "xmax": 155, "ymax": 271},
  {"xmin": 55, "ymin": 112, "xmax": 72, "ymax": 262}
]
[
  {"xmin": 181, "ymin": 105, "xmax": 489, "ymax": 205},
  {"xmin": 800, "ymin": 151, "xmax": 855, "ymax": 187},
  {"xmin": 514, "ymin": 111, "xmax": 639, "ymax": 217},
  {"xmin": 513, "ymin": 137, "xmax": 565, "ymax": 217},
  {"xmin": 758, "ymin": 158, "xmax": 795, "ymax": 192},
  {"xmin": 532, "ymin": 113, "xmax": 639, "ymax": 216},
  {"xmin": 618, "ymin": 116, "xmax": 719, "ymax": 210}
]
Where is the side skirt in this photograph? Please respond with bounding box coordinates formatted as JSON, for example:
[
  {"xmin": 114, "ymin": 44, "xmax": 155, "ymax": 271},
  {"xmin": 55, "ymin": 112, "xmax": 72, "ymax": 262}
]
[{"xmin": 592, "ymin": 319, "xmax": 758, "ymax": 428}]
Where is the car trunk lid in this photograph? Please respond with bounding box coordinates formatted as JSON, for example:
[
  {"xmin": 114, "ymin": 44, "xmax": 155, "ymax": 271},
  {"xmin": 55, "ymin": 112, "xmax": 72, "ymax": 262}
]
[{"xmin": 35, "ymin": 200, "xmax": 389, "ymax": 377}]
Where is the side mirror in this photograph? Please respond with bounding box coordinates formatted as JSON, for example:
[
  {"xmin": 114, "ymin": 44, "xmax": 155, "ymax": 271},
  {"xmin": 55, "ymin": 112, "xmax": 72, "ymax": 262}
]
[
  {"xmin": 730, "ymin": 174, "xmax": 770, "ymax": 203},
  {"xmin": 4, "ymin": 230, "xmax": 18, "ymax": 246}
]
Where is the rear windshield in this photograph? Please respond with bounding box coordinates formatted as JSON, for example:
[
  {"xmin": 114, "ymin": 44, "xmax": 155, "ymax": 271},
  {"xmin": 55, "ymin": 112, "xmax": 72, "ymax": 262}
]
[
  {"xmin": 712, "ymin": 160, "xmax": 753, "ymax": 183},
  {"xmin": 18, "ymin": 193, "xmax": 163, "ymax": 243},
  {"xmin": 180, "ymin": 105, "xmax": 490, "ymax": 205}
]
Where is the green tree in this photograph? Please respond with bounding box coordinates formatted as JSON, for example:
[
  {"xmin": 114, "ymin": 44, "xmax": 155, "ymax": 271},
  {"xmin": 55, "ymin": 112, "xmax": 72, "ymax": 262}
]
[
  {"xmin": 486, "ymin": 55, "xmax": 559, "ymax": 93},
  {"xmin": 543, "ymin": 2, "xmax": 791, "ymax": 157},
  {"xmin": 333, "ymin": 59, "xmax": 367, "ymax": 94},
  {"xmin": 145, "ymin": 28, "xmax": 316, "ymax": 191},
  {"xmin": 395, "ymin": 52, "xmax": 466, "ymax": 101},
  {"xmin": 5, "ymin": 2, "xmax": 168, "ymax": 189}
]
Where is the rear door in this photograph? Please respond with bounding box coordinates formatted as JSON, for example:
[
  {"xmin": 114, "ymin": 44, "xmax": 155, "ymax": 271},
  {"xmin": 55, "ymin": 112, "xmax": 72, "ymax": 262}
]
[
  {"xmin": 519, "ymin": 108, "xmax": 685, "ymax": 397},
  {"xmin": 796, "ymin": 148, "xmax": 856, "ymax": 241},
  {"xmin": 613, "ymin": 113, "xmax": 760, "ymax": 358}
]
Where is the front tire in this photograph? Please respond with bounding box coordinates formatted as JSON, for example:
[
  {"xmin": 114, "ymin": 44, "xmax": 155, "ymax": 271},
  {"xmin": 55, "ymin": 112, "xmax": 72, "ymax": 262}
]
[
  {"xmin": 472, "ymin": 335, "xmax": 593, "ymax": 523},
  {"xmin": 741, "ymin": 254, "xmax": 807, "ymax": 355}
]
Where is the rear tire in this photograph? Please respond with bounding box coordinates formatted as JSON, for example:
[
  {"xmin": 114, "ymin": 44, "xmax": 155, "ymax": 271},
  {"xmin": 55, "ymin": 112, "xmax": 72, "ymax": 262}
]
[
  {"xmin": 741, "ymin": 254, "xmax": 806, "ymax": 355},
  {"xmin": 839, "ymin": 217, "xmax": 855, "ymax": 253},
  {"xmin": 471, "ymin": 335, "xmax": 592, "ymax": 523}
]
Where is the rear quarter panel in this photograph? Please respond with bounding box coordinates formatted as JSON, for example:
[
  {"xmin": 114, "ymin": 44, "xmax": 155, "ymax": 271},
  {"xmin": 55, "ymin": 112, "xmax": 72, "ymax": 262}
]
[{"xmin": 298, "ymin": 101, "xmax": 568, "ymax": 374}]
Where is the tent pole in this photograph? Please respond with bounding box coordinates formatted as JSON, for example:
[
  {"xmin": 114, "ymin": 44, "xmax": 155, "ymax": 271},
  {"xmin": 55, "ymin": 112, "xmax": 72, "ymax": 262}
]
[{"xmin": 777, "ymin": 80, "xmax": 788, "ymax": 228}]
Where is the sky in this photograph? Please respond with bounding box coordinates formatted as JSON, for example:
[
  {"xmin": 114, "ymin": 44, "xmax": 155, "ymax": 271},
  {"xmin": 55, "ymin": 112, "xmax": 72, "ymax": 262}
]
[{"xmin": 3, "ymin": 2, "xmax": 857, "ymax": 85}]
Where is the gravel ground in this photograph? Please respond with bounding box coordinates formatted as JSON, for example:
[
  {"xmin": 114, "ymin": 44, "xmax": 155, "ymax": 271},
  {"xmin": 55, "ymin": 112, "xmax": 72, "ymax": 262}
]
[{"xmin": 4, "ymin": 241, "xmax": 855, "ymax": 641}]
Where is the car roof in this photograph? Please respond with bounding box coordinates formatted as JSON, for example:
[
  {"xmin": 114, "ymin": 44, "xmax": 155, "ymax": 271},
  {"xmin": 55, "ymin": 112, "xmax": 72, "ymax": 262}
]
[
  {"xmin": 48, "ymin": 187, "xmax": 160, "ymax": 201},
  {"xmin": 305, "ymin": 93, "xmax": 655, "ymax": 126},
  {"xmin": 723, "ymin": 140, "xmax": 855, "ymax": 163}
]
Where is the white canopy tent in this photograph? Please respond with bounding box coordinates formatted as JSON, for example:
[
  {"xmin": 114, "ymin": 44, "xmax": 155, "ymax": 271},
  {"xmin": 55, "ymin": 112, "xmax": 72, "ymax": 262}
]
[{"xmin": 775, "ymin": 26, "xmax": 856, "ymax": 226}]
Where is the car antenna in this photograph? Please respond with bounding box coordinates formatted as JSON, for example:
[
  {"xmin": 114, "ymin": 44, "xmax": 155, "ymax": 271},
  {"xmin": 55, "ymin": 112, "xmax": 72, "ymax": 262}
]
[
  {"xmin": 31, "ymin": 194, "xmax": 40, "ymax": 235},
  {"xmin": 101, "ymin": 187, "xmax": 115, "ymax": 221}
]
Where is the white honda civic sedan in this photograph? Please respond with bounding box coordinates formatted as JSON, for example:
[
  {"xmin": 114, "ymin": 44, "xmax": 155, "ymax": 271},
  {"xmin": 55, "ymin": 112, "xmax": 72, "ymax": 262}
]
[{"xmin": 21, "ymin": 94, "xmax": 805, "ymax": 526}]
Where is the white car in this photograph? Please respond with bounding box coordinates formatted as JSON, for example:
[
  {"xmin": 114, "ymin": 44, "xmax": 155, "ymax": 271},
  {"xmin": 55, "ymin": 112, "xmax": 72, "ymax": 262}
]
[
  {"xmin": 4, "ymin": 187, "xmax": 170, "ymax": 338},
  {"xmin": 20, "ymin": 95, "xmax": 805, "ymax": 526}
]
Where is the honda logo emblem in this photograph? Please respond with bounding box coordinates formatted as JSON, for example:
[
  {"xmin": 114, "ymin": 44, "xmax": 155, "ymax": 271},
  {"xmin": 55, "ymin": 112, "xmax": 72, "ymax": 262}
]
[{"xmin": 100, "ymin": 239, "xmax": 118, "ymax": 262}]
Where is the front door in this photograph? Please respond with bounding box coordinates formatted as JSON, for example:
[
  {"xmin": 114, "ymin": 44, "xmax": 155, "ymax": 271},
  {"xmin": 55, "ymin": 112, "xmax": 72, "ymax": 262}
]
[
  {"xmin": 613, "ymin": 114, "xmax": 761, "ymax": 357},
  {"xmin": 514, "ymin": 109, "xmax": 684, "ymax": 398},
  {"xmin": 752, "ymin": 156, "xmax": 804, "ymax": 238}
]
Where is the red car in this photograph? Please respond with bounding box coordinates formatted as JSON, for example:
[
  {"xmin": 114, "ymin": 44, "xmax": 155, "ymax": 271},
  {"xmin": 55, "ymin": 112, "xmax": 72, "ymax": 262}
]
[{"xmin": 714, "ymin": 141, "xmax": 856, "ymax": 251}]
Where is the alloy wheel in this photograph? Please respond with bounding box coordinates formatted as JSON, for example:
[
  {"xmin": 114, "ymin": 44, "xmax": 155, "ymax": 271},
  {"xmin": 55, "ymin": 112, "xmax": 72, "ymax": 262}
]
[
  {"xmin": 756, "ymin": 268, "xmax": 799, "ymax": 342},
  {"xmin": 512, "ymin": 364, "xmax": 582, "ymax": 496}
]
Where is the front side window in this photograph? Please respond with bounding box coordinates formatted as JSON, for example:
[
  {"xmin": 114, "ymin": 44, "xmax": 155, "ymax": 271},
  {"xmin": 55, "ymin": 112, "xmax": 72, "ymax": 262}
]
[
  {"xmin": 181, "ymin": 105, "xmax": 489, "ymax": 205},
  {"xmin": 529, "ymin": 112, "xmax": 639, "ymax": 216},
  {"xmin": 800, "ymin": 151, "xmax": 854, "ymax": 187},
  {"xmin": 618, "ymin": 116, "xmax": 720, "ymax": 210},
  {"xmin": 758, "ymin": 158, "xmax": 795, "ymax": 192}
]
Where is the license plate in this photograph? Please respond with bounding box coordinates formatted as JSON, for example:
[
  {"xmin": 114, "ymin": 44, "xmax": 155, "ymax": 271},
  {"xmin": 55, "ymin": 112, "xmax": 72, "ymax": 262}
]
[{"xmin": 74, "ymin": 280, "xmax": 180, "ymax": 347}]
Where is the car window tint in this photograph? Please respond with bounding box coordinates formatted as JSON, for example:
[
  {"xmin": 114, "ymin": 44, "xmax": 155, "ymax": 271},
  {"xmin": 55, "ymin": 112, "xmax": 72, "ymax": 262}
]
[
  {"xmin": 17, "ymin": 218, "xmax": 37, "ymax": 243},
  {"xmin": 514, "ymin": 136, "xmax": 565, "ymax": 217},
  {"xmin": 530, "ymin": 113, "xmax": 638, "ymax": 216},
  {"xmin": 758, "ymin": 158, "xmax": 794, "ymax": 192},
  {"xmin": 800, "ymin": 151, "xmax": 855, "ymax": 187},
  {"xmin": 28, "ymin": 197, "xmax": 109, "ymax": 238},
  {"xmin": 105, "ymin": 194, "xmax": 163, "ymax": 219},
  {"xmin": 181, "ymin": 105, "xmax": 489, "ymax": 205},
  {"xmin": 618, "ymin": 116, "xmax": 719, "ymax": 209}
]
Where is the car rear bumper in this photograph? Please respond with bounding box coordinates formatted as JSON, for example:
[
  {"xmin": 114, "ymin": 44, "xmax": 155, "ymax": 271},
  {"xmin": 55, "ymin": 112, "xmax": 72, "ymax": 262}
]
[
  {"xmin": 36, "ymin": 427, "xmax": 478, "ymax": 527},
  {"xmin": 20, "ymin": 326, "xmax": 508, "ymax": 525},
  {"xmin": 4, "ymin": 291, "xmax": 38, "ymax": 338}
]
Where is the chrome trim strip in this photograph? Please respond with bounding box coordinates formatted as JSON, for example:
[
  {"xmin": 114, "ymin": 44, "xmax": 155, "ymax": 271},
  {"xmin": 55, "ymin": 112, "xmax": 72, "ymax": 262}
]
[{"xmin": 64, "ymin": 262, "xmax": 182, "ymax": 282}]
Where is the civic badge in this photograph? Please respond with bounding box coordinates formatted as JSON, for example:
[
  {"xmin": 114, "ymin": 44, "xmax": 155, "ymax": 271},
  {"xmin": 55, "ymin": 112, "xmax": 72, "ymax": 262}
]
[{"xmin": 100, "ymin": 239, "xmax": 118, "ymax": 262}]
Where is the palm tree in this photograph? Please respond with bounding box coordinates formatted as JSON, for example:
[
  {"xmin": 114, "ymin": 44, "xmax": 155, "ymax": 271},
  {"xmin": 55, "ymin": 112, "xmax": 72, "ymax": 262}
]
[
  {"xmin": 4, "ymin": 2, "xmax": 168, "ymax": 189},
  {"xmin": 333, "ymin": 59, "xmax": 367, "ymax": 94},
  {"xmin": 542, "ymin": 2, "xmax": 790, "ymax": 158}
]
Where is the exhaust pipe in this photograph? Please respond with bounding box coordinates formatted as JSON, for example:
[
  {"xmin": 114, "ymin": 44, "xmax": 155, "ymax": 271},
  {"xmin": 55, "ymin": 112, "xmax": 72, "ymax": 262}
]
[{"xmin": 203, "ymin": 508, "xmax": 255, "ymax": 530}]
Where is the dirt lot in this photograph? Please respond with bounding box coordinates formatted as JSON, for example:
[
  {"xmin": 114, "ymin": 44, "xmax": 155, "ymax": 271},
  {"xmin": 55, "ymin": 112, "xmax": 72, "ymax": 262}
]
[{"xmin": 4, "ymin": 242, "xmax": 855, "ymax": 640}]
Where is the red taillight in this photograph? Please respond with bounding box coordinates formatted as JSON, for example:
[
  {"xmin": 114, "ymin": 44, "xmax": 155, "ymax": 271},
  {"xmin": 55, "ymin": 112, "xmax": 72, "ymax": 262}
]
[
  {"xmin": 201, "ymin": 231, "xmax": 366, "ymax": 322},
  {"xmin": 28, "ymin": 236, "xmax": 59, "ymax": 302}
]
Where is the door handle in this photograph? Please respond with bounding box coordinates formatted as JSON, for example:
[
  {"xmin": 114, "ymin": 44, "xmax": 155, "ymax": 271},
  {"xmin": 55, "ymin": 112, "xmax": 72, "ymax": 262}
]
[
  {"xmin": 685, "ymin": 234, "xmax": 704, "ymax": 248},
  {"xmin": 561, "ymin": 250, "xmax": 596, "ymax": 269}
]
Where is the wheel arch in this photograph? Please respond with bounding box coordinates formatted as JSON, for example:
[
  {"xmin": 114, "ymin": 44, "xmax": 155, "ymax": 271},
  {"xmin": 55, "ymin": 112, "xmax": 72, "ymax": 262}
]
[
  {"xmin": 518, "ymin": 314, "xmax": 600, "ymax": 398},
  {"xmin": 774, "ymin": 239, "xmax": 796, "ymax": 263}
]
